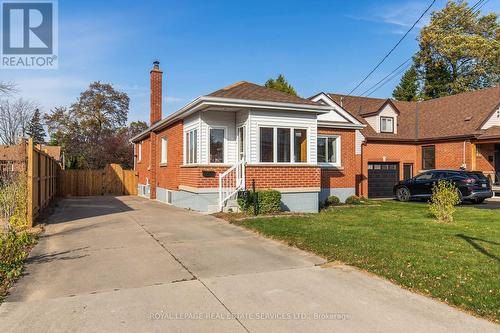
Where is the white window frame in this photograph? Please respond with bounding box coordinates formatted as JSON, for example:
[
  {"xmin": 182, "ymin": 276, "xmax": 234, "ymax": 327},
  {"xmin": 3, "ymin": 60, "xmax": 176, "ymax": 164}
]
[
  {"xmin": 208, "ymin": 126, "xmax": 227, "ymax": 164},
  {"xmin": 317, "ymin": 135, "xmax": 341, "ymax": 167},
  {"xmin": 257, "ymin": 126, "xmax": 308, "ymax": 164},
  {"xmin": 160, "ymin": 137, "xmax": 168, "ymax": 164},
  {"xmin": 380, "ymin": 116, "xmax": 394, "ymax": 133},
  {"xmin": 237, "ymin": 126, "xmax": 247, "ymax": 162},
  {"xmin": 184, "ymin": 128, "xmax": 198, "ymax": 165},
  {"xmin": 138, "ymin": 143, "xmax": 142, "ymax": 162}
]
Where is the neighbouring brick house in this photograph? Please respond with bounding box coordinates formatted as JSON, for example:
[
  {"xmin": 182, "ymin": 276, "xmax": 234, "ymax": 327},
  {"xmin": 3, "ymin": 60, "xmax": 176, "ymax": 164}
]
[
  {"xmin": 131, "ymin": 62, "xmax": 364, "ymax": 213},
  {"xmin": 313, "ymin": 87, "xmax": 500, "ymax": 198},
  {"xmin": 132, "ymin": 62, "xmax": 499, "ymax": 212}
]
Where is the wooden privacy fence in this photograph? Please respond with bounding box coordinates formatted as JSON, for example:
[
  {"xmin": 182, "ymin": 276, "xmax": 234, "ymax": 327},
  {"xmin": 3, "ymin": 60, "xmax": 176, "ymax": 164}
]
[
  {"xmin": 58, "ymin": 163, "xmax": 137, "ymax": 197},
  {"xmin": 27, "ymin": 138, "xmax": 60, "ymax": 227}
]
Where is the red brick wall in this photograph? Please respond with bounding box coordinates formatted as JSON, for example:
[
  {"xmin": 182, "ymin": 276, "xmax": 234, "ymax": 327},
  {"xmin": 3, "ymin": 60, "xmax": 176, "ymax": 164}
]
[
  {"xmin": 476, "ymin": 143, "xmax": 495, "ymax": 172},
  {"xmin": 360, "ymin": 142, "xmax": 419, "ymax": 196},
  {"xmin": 318, "ymin": 128, "xmax": 357, "ymax": 189},
  {"xmin": 179, "ymin": 166, "xmax": 230, "ymax": 188},
  {"xmin": 245, "ymin": 165, "xmax": 320, "ymax": 189},
  {"xmin": 431, "ymin": 141, "xmax": 472, "ymax": 171},
  {"xmin": 359, "ymin": 140, "xmax": 477, "ymax": 196},
  {"xmin": 156, "ymin": 121, "xmax": 183, "ymax": 190}
]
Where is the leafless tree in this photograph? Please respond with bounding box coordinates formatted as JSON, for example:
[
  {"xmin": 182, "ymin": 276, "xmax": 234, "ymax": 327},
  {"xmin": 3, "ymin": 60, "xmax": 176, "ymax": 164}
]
[
  {"xmin": 0, "ymin": 99, "xmax": 38, "ymax": 145},
  {"xmin": 0, "ymin": 81, "xmax": 18, "ymax": 96}
]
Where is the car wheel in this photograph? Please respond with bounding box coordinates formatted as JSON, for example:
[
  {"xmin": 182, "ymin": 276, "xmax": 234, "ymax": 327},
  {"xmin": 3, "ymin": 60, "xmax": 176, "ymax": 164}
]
[
  {"xmin": 473, "ymin": 198, "xmax": 485, "ymax": 204},
  {"xmin": 396, "ymin": 187, "xmax": 411, "ymax": 202},
  {"xmin": 456, "ymin": 189, "xmax": 463, "ymax": 205}
]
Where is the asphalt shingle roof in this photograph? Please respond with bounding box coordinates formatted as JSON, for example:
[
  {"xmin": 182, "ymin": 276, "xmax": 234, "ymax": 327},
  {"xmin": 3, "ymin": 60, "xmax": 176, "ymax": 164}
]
[{"xmin": 327, "ymin": 86, "xmax": 500, "ymax": 141}]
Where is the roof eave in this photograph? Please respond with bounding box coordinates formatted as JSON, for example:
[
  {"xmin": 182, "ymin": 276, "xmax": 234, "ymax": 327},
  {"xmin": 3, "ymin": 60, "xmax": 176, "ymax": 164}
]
[{"xmin": 131, "ymin": 96, "xmax": 331, "ymax": 143}]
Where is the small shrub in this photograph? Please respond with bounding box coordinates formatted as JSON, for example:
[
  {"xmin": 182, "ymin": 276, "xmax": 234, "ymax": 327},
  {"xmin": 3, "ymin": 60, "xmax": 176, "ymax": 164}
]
[
  {"xmin": 0, "ymin": 231, "xmax": 36, "ymax": 290},
  {"xmin": 238, "ymin": 190, "xmax": 282, "ymax": 215},
  {"xmin": 345, "ymin": 195, "xmax": 364, "ymax": 205},
  {"xmin": 429, "ymin": 180, "xmax": 460, "ymax": 223},
  {"xmin": 326, "ymin": 195, "xmax": 341, "ymax": 206}
]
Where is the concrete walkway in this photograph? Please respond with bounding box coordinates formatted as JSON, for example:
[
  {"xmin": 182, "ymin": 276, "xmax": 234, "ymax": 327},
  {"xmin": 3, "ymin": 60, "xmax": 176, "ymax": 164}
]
[{"xmin": 0, "ymin": 196, "xmax": 497, "ymax": 333}]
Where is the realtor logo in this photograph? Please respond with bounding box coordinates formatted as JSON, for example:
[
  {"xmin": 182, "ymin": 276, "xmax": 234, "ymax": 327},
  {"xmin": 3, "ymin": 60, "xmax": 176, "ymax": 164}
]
[{"xmin": 1, "ymin": 0, "xmax": 58, "ymax": 69}]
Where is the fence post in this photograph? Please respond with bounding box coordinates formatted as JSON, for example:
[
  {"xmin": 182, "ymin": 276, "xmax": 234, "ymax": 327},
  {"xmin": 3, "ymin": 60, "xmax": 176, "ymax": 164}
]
[{"xmin": 27, "ymin": 138, "xmax": 34, "ymax": 228}]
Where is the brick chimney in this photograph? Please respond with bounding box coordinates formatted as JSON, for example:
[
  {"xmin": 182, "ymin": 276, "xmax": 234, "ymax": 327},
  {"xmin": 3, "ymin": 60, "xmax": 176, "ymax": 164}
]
[{"xmin": 150, "ymin": 60, "xmax": 162, "ymax": 125}]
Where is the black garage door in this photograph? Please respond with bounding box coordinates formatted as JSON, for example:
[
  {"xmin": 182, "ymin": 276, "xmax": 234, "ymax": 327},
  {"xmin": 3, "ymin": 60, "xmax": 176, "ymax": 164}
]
[{"xmin": 368, "ymin": 163, "xmax": 399, "ymax": 198}]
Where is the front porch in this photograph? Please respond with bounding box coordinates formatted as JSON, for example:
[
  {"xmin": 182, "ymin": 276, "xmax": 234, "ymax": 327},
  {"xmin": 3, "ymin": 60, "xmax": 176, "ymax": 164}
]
[{"xmin": 472, "ymin": 142, "xmax": 500, "ymax": 197}]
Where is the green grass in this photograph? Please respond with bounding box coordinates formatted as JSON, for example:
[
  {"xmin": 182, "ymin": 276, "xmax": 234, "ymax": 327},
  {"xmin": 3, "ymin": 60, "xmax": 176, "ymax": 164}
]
[{"xmin": 234, "ymin": 201, "xmax": 500, "ymax": 322}]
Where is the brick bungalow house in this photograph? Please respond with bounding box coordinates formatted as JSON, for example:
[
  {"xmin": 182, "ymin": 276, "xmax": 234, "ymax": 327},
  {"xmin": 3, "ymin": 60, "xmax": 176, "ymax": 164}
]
[
  {"xmin": 132, "ymin": 62, "xmax": 499, "ymax": 212},
  {"xmin": 131, "ymin": 62, "xmax": 364, "ymax": 213},
  {"xmin": 311, "ymin": 87, "xmax": 500, "ymax": 198}
]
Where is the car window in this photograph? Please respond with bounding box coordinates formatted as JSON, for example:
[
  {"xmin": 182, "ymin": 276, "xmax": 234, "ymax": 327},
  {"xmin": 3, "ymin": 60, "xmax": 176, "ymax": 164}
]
[{"xmin": 415, "ymin": 172, "xmax": 432, "ymax": 180}]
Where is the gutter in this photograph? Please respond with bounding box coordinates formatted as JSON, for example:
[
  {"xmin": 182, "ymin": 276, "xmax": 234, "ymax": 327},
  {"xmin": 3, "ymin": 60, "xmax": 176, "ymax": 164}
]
[{"xmin": 131, "ymin": 96, "xmax": 332, "ymax": 143}]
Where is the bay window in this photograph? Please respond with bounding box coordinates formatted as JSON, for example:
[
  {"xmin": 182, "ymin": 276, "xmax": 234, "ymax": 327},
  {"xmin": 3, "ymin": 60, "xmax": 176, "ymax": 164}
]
[
  {"xmin": 185, "ymin": 129, "xmax": 198, "ymax": 164},
  {"xmin": 209, "ymin": 128, "xmax": 225, "ymax": 163},
  {"xmin": 277, "ymin": 128, "xmax": 290, "ymax": 162},
  {"xmin": 259, "ymin": 127, "xmax": 308, "ymax": 163},
  {"xmin": 317, "ymin": 135, "xmax": 340, "ymax": 166},
  {"xmin": 260, "ymin": 127, "xmax": 274, "ymax": 162}
]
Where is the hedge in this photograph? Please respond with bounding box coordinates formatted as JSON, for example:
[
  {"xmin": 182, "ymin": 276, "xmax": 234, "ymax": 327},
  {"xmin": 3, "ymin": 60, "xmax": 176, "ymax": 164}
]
[{"xmin": 238, "ymin": 189, "xmax": 282, "ymax": 214}]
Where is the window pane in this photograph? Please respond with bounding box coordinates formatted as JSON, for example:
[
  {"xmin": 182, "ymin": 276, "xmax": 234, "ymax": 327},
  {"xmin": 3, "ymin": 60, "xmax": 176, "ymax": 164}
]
[
  {"xmin": 238, "ymin": 127, "xmax": 244, "ymax": 160},
  {"xmin": 185, "ymin": 133, "xmax": 190, "ymax": 163},
  {"xmin": 328, "ymin": 137, "xmax": 337, "ymax": 163},
  {"xmin": 210, "ymin": 129, "xmax": 224, "ymax": 163},
  {"xmin": 260, "ymin": 127, "xmax": 274, "ymax": 162},
  {"xmin": 277, "ymin": 128, "xmax": 290, "ymax": 163},
  {"xmin": 422, "ymin": 146, "xmax": 435, "ymax": 169},
  {"xmin": 381, "ymin": 117, "xmax": 393, "ymax": 132},
  {"xmin": 317, "ymin": 137, "xmax": 326, "ymax": 163},
  {"xmin": 294, "ymin": 129, "xmax": 307, "ymax": 162},
  {"xmin": 161, "ymin": 138, "xmax": 167, "ymax": 163},
  {"xmin": 192, "ymin": 130, "xmax": 197, "ymax": 163}
]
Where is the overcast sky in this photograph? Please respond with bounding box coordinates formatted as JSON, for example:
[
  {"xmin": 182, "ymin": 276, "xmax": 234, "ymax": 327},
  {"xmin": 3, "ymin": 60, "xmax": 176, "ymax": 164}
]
[{"xmin": 2, "ymin": 0, "xmax": 499, "ymax": 124}]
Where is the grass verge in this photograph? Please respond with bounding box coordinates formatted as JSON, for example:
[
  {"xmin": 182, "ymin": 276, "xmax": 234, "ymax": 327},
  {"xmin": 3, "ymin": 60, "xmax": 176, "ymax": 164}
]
[
  {"xmin": 233, "ymin": 201, "xmax": 500, "ymax": 322},
  {"xmin": 0, "ymin": 228, "xmax": 41, "ymax": 303}
]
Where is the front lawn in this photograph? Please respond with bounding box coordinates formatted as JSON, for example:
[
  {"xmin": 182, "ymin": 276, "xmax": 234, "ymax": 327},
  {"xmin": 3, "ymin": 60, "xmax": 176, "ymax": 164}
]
[{"xmin": 233, "ymin": 201, "xmax": 500, "ymax": 322}]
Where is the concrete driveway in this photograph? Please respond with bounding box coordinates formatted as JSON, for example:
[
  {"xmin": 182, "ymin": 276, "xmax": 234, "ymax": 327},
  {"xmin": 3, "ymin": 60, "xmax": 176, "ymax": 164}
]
[{"xmin": 0, "ymin": 196, "xmax": 497, "ymax": 333}]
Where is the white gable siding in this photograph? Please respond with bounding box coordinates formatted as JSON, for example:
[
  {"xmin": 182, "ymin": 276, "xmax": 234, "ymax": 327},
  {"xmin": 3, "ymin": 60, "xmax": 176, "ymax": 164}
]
[
  {"xmin": 248, "ymin": 110, "xmax": 317, "ymax": 164},
  {"xmin": 364, "ymin": 104, "xmax": 398, "ymax": 133},
  {"xmin": 355, "ymin": 130, "xmax": 364, "ymax": 155},
  {"xmin": 481, "ymin": 107, "xmax": 500, "ymax": 129},
  {"xmin": 365, "ymin": 115, "xmax": 378, "ymax": 132},
  {"xmin": 317, "ymin": 109, "xmax": 349, "ymax": 123}
]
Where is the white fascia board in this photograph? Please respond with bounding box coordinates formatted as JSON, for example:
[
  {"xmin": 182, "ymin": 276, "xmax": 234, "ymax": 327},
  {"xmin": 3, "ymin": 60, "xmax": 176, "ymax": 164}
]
[
  {"xmin": 131, "ymin": 96, "xmax": 330, "ymax": 142},
  {"xmin": 310, "ymin": 93, "xmax": 363, "ymax": 126},
  {"xmin": 317, "ymin": 121, "xmax": 365, "ymax": 129}
]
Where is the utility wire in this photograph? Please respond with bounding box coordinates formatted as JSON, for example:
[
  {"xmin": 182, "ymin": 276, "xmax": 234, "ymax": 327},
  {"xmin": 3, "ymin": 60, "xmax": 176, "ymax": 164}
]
[
  {"xmin": 365, "ymin": 64, "xmax": 412, "ymax": 97},
  {"xmin": 345, "ymin": 0, "xmax": 437, "ymax": 97},
  {"xmin": 359, "ymin": 58, "xmax": 412, "ymax": 96}
]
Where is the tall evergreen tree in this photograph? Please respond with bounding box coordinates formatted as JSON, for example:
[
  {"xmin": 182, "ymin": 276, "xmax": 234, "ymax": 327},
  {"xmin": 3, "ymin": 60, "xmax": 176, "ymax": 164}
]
[
  {"xmin": 264, "ymin": 74, "xmax": 298, "ymax": 96},
  {"xmin": 25, "ymin": 108, "xmax": 46, "ymax": 144},
  {"xmin": 392, "ymin": 66, "xmax": 419, "ymax": 101}
]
